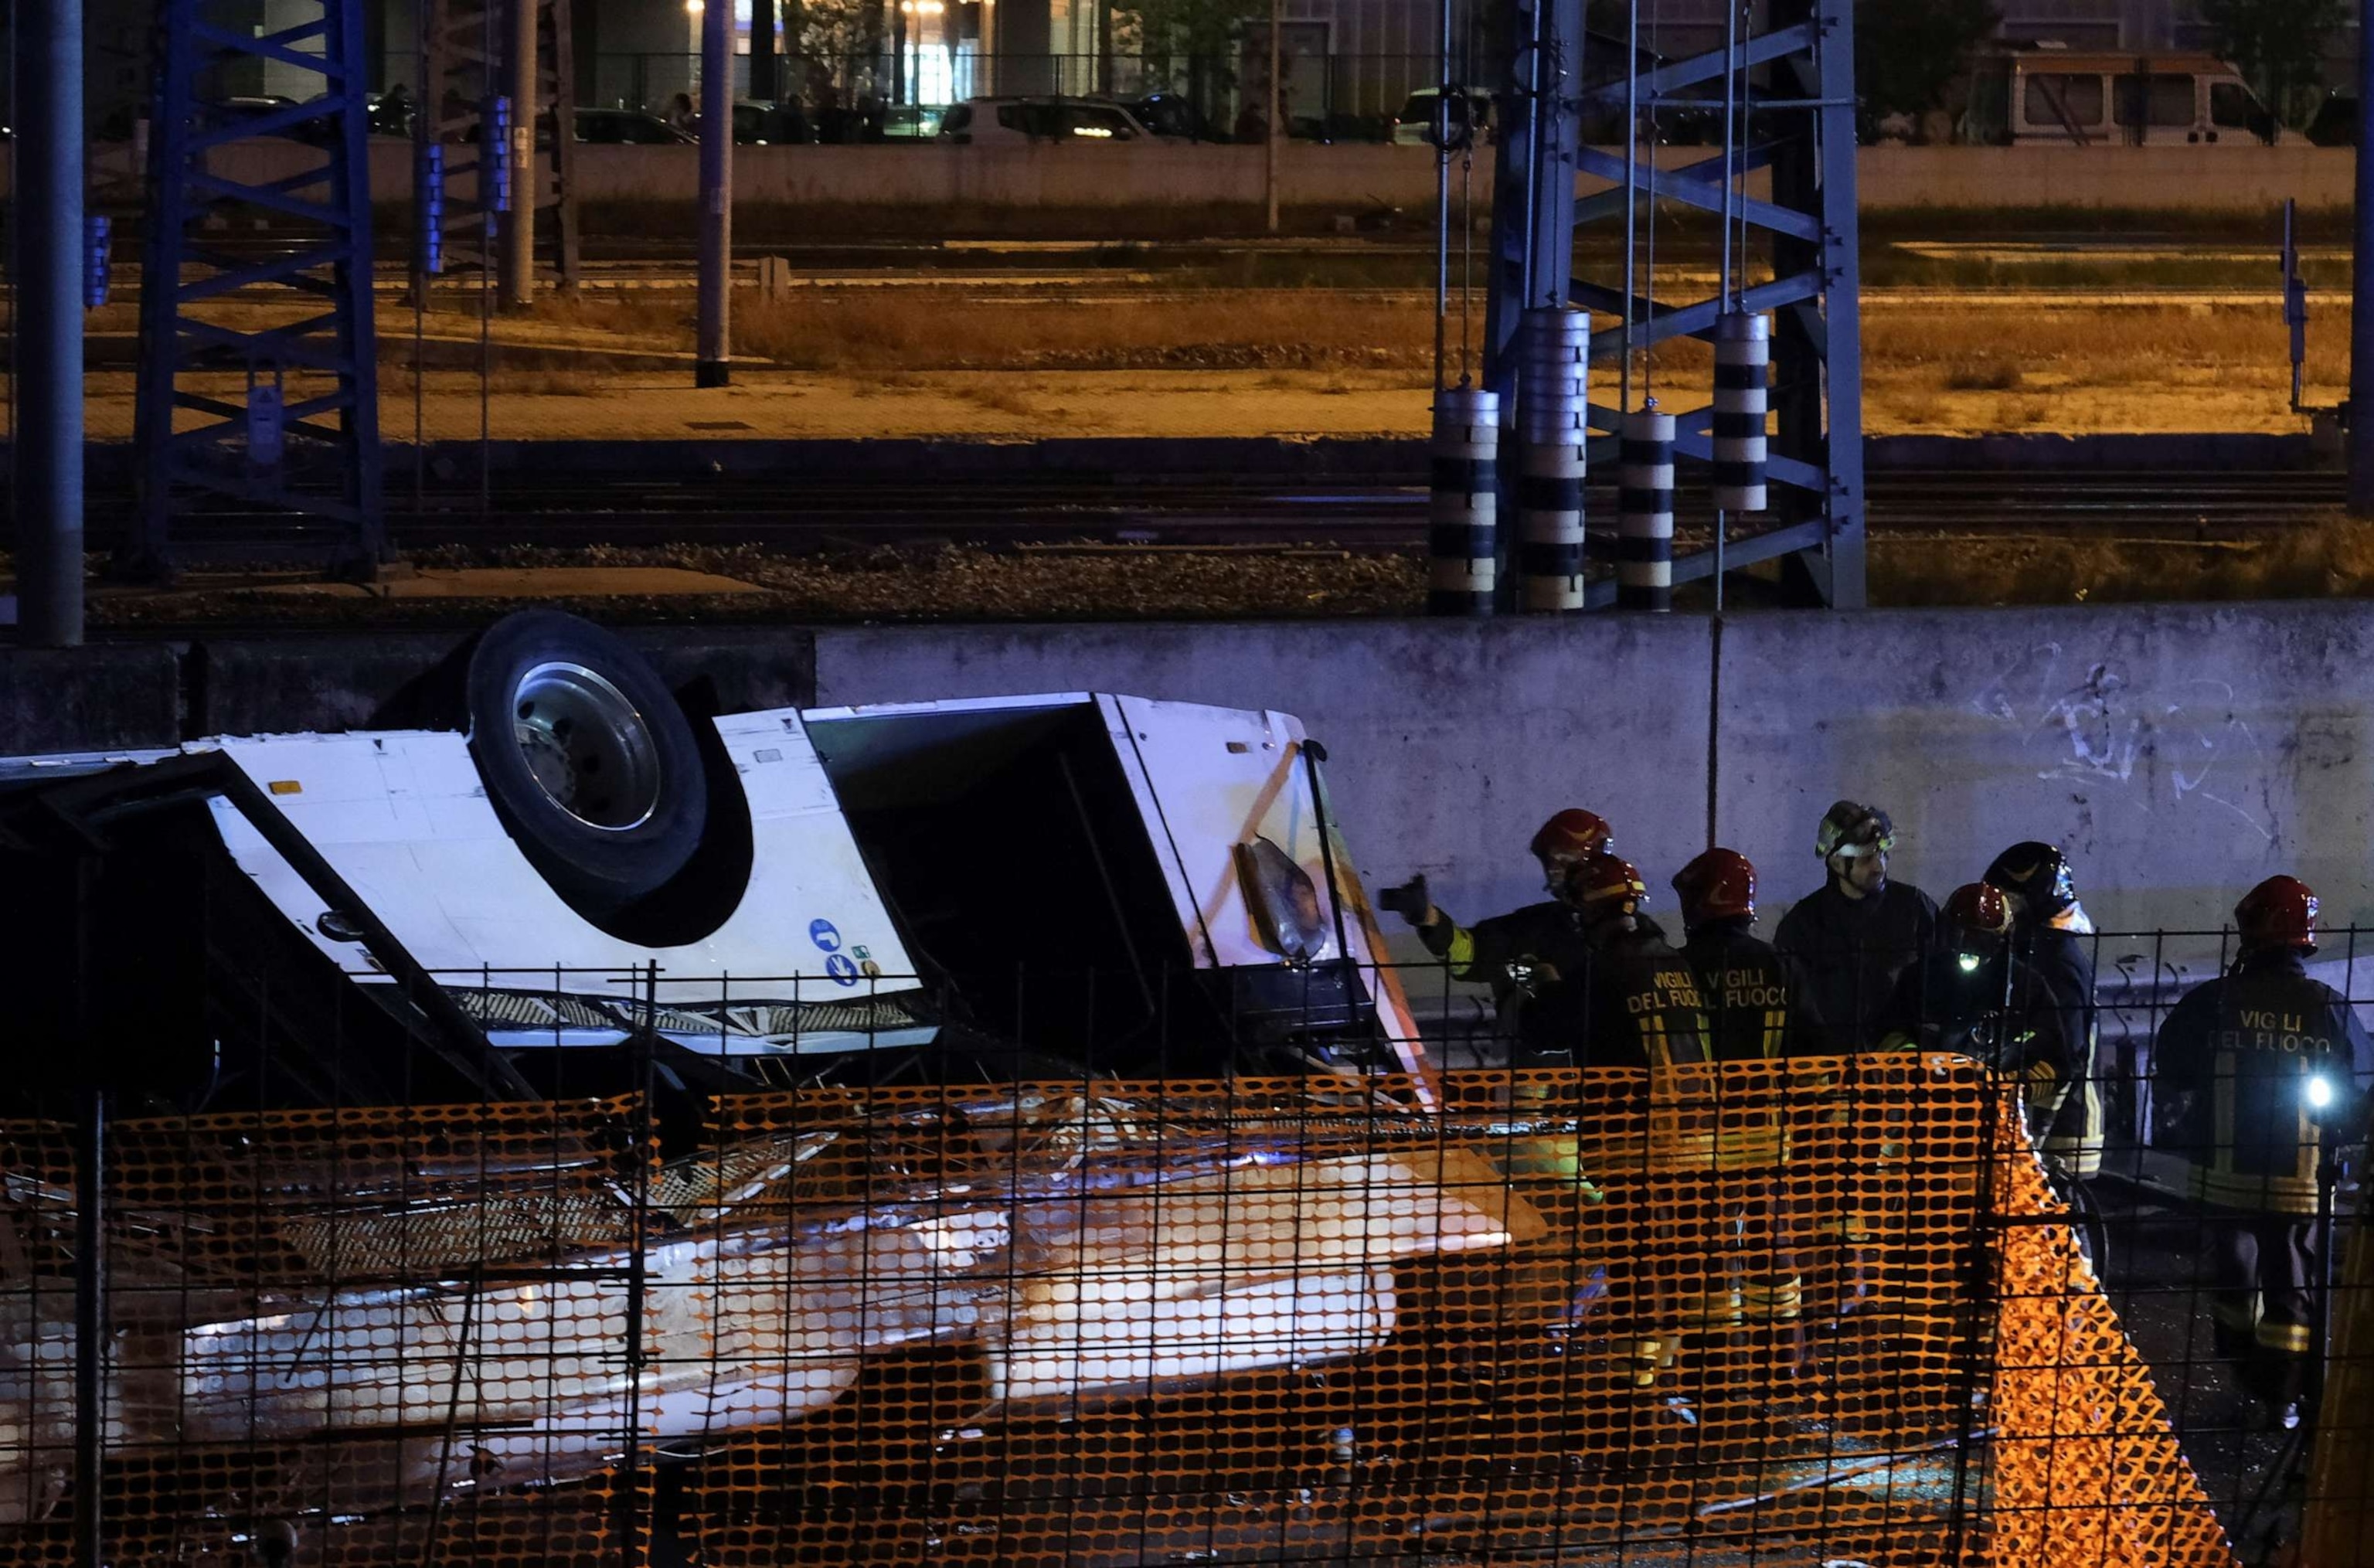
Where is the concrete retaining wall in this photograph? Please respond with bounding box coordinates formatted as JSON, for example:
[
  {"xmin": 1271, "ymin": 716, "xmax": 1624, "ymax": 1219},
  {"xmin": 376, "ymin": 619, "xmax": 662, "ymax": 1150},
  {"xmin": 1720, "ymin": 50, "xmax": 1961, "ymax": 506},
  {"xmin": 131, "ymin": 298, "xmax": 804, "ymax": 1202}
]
[
  {"xmin": 12, "ymin": 601, "xmax": 2374, "ymax": 958},
  {"xmin": 49, "ymin": 140, "xmax": 2357, "ymax": 211},
  {"xmin": 804, "ymin": 606, "xmax": 2374, "ymax": 954}
]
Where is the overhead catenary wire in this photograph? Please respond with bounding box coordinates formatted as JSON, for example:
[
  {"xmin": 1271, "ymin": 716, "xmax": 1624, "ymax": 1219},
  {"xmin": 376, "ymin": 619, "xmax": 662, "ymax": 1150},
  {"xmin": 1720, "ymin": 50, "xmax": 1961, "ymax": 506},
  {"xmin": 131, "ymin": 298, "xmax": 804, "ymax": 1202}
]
[
  {"xmin": 1712, "ymin": 0, "xmax": 1739, "ymax": 615},
  {"xmin": 1459, "ymin": 43, "xmax": 1475, "ymax": 383},
  {"xmin": 1432, "ymin": 0, "xmax": 1451, "ymax": 389},
  {"xmin": 1643, "ymin": 0, "xmax": 1658, "ymax": 404},
  {"xmin": 1619, "ymin": 0, "xmax": 1638, "ymax": 414}
]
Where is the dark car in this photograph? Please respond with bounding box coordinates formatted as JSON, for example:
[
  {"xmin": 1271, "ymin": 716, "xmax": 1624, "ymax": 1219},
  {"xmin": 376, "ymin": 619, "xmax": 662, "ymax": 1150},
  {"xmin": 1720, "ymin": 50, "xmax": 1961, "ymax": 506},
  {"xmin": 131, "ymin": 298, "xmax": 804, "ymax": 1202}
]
[
  {"xmin": 2308, "ymin": 92, "xmax": 2355, "ymax": 148},
  {"xmin": 461, "ymin": 107, "xmax": 695, "ymax": 148},
  {"xmin": 577, "ymin": 106, "xmax": 693, "ymax": 144},
  {"xmin": 217, "ymin": 94, "xmax": 339, "ymax": 147},
  {"xmin": 1115, "ymin": 91, "xmax": 1222, "ymax": 141},
  {"xmin": 734, "ymin": 99, "xmax": 815, "ymax": 144}
]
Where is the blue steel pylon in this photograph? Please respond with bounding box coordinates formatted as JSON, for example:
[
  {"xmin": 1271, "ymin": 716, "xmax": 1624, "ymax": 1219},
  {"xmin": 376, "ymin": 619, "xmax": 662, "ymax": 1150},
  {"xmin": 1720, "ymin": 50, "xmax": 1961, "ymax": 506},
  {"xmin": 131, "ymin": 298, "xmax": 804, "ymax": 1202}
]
[
  {"xmin": 127, "ymin": 0, "xmax": 385, "ymax": 578},
  {"xmin": 1483, "ymin": 0, "xmax": 1864, "ymax": 609}
]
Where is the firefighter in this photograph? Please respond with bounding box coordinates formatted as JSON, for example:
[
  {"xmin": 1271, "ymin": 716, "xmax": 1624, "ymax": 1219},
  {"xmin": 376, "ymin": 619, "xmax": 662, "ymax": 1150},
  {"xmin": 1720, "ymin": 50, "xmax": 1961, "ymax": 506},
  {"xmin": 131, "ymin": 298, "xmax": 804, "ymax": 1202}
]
[
  {"xmin": 1525, "ymin": 850, "xmax": 1715, "ymax": 1406},
  {"xmin": 1879, "ymin": 882, "xmax": 2076, "ymax": 1138},
  {"xmin": 1672, "ymin": 847, "xmax": 1825, "ymax": 1364},
  {"xmin": 1774, "ymin": 801, "xmax": 1939, "ymax": 1052},
  {"xmin": 1983, "ymin": 842, "xmax": 2104, "ymax": 1182},
  {"xmin": 1525, "ymin": 849, "xmax": 1707, "ymax": 1069},
  {"xmin": 1377, "ymin": 808, "xmax": 1614, "ymax": 1042},
  {"xmin": 1673, "ymin": 848, "xmax": 1826, "ymax": 1063},
  {"xmin": 2153, "ymin": 876, "xmax": 2372, "ymax": 1429}
]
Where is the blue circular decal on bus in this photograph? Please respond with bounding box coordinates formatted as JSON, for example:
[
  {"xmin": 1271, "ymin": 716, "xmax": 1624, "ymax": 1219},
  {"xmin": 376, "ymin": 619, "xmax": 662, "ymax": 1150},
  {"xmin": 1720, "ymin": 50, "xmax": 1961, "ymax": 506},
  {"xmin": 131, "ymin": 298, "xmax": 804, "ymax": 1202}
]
[
  {"xmin": 809, "ymin": 919, "xmax": 842, "ymax": 952},
  {"xmin": 825, "ymin": 952, "xmax": 861, "ymax": 986}
]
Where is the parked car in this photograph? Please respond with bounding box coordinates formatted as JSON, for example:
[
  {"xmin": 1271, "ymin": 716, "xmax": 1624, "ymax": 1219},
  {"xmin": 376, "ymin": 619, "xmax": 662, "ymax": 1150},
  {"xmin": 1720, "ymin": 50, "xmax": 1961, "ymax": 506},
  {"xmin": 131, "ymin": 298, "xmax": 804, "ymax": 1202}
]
[
  {"xmin": 457, "ymin": 106, "xmax": 693, "ymax": 149},
  {"xmin": 1392, "ymin": 86, "xmax": 1494, "ymax": 147},
  {"xmin": 1961, "ymin": 46, "xmax": 2284, "ymax": 145},
  {"xmin": 1114, "ymin": 90, "xmax": 1223, "ymax": 141},
  {"xmin": 734, "ymin": 98, "xmax": 815, "ymax": 144},
  {"xmin": 937, "ymin": 95, "xmax": 1154, "ymax": 144},
  {"xmin": 576, "ymin": 105, "xmax": 694, "ymax": 144},
  {"xmin": 216, "ymin": 94, "xmax": 338, "ymax": 147},
  {"xmin": 2308, "ymin": 90, "xmax": 2355, "ymax": 148}
]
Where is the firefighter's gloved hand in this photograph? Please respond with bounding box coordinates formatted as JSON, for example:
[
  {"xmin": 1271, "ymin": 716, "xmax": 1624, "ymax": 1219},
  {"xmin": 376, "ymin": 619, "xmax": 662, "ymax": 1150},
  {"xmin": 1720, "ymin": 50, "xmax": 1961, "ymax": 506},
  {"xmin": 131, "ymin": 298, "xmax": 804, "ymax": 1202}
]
[{"xmin": 1379, "ymin": 876, "xmax": 1434, "ymax": 927}]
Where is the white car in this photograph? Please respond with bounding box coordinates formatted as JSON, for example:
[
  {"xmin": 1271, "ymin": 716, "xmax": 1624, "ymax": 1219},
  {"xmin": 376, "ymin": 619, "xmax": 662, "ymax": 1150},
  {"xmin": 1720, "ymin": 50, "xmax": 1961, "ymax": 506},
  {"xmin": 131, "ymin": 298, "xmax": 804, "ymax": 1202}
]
[
  {"xmin": 937, "ymin": 94, "xmax": 1155, "ymax": 144},
  {"xmin": 1393, "ymin": 85, "xmax": 1495, "ymax": 145}
]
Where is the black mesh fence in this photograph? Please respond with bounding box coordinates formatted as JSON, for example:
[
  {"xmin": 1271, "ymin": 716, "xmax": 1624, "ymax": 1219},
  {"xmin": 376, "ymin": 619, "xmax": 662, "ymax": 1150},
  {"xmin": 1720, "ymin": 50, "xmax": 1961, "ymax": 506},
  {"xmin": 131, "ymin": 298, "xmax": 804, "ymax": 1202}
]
[{"xmin": 9, "ymin": 927, "xmax": 2374, "ymax": 1565}]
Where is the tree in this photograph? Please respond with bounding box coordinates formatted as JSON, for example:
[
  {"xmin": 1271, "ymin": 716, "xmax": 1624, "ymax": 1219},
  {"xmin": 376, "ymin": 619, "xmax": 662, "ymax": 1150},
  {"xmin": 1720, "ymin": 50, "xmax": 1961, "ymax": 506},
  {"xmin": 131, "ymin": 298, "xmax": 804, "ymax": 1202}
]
[
  {"xmin": 1111, "ymin": 0, "xmax": 1265, "ymax": 124},
  {"xmin": 2200, "ymin": 0, "xmax": 2342, "ymax": 128},
  {"xmin": 1855, "ymin": 0, "xmax": 2000, "ymax": 134}
]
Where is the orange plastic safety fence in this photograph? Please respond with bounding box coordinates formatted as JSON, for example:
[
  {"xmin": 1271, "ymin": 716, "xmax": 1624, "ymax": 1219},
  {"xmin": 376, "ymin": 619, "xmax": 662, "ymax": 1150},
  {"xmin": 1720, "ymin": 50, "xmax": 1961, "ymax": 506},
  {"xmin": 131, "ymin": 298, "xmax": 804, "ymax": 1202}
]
[
  {"xmin": 0, "ymin": 1060, "xmax": 2224, "ymax": 1566},
  {"xmin": 1985, "ymin": 1114, "xmax": 2235, "ymax": 1568},
  {"xmin": 2304, "ymin": 1216, "xmax": 2374, "ymax": 1566}
]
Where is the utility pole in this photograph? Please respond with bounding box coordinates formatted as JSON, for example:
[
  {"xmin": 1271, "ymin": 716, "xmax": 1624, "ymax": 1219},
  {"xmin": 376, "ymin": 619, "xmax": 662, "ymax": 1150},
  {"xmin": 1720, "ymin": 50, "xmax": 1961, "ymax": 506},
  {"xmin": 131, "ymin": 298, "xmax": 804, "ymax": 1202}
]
[
  {"xmin": 500, "ymin": 0, "xmax": 537, "ymax": 308},
  {"xmin": 1264, "ymin": 0, "xmax": 1282, "ymax": 233},
  {"xmin": 12, "ymin": 0, "xmax": 87, "ymax": 644},
  {"xmin": 696, "ymin": 0, "xmax": 733, "ymax": 386},
  {"xmin": 2352, "ymin": 0, "xmax": 2374, "ymax": 513}
]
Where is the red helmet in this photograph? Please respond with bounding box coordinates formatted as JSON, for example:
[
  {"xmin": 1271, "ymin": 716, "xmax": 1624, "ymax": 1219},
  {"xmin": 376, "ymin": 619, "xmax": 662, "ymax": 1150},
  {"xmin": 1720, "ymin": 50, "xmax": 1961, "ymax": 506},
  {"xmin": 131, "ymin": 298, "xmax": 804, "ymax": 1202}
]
[
  {"xmin": 2236, "ymin": 875, "xmax": 2318, "ymax": 955},
  {"xmin": 1941, "ymin": 883, "xmax": 2013, "ymax": 944},
  {"xmin": 1672, "ymin": 848, "xmax": 1756, "ymax": 926},
  {"xmin": 1569, "ymin": 851, "xmax": 1646, "ymax": 920},
  {"xmin": 1530, "ymin": 808, "xmax": 1614, "ymax": 862}
]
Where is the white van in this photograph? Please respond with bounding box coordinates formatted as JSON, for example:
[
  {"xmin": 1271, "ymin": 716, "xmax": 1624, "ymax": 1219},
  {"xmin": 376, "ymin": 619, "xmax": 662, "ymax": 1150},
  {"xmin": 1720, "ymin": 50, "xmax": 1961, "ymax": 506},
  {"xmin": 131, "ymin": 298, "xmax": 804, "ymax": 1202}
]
[{"xmin": 1963, "ymin": 48, "xmax": 2286, "ymax": 146}]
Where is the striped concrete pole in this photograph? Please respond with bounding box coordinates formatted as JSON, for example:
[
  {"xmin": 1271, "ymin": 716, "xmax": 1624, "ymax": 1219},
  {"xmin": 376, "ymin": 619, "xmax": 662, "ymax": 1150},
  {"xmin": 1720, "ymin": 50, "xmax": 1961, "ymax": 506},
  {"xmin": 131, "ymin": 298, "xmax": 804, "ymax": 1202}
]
[
  {"xmin": 1618, "ymin": 403, "xmax": 1675, "ymax": 612},
  {"xmin": 1712, "ymin": 311, "xmax": 1770, "ymax": 514},
  {"xmin": 1428, "ymin": 387, "xmax": 1499, "ymax": 615},
  {"xmin": 1518, "ymin": 307, "xmax": 1587, "ymax": 613}
]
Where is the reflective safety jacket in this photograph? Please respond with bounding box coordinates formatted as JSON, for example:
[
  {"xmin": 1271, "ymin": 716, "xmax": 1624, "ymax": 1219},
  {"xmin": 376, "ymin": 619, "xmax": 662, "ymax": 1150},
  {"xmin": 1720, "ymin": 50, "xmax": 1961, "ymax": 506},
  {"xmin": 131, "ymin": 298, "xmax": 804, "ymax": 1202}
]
[
  {"xmin": 1527, "ymin": 920, "xmax": 1716, "ymax": 1173},
  {"xmin": 1680, "ymin": 917, "xmax": 1825, "ymax": 1169},
  {"xmin": 1417, "ymin": 900, "xmax": 1590, "ymax": 1008},
  {"xmin": 1523, "ymin": 918, "xmax": 1713, "ymax": 1071},
  {"xmin": 1774, "ymin": 879, "xmax": 1939, "ymax": 1052},
  {"xmin": 2155, "ymin": 950, "xmax": 2372, "ymax": 1216},
  {"xmin": 1680, "ymin": 918, "xmax": 1828, "ymax": 1062}
]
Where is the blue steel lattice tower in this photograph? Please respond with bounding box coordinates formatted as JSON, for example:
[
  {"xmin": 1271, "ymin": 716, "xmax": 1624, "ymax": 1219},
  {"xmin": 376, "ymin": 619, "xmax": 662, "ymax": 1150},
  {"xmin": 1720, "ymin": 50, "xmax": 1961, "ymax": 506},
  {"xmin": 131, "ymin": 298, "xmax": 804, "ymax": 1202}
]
[
  {"xmin": 128, "ymin": 0, "xmax": 385, "ymax": 577},
  {"xmin": 1484, "ymin": 0, "xmax": 1864, "ymax": 608}
]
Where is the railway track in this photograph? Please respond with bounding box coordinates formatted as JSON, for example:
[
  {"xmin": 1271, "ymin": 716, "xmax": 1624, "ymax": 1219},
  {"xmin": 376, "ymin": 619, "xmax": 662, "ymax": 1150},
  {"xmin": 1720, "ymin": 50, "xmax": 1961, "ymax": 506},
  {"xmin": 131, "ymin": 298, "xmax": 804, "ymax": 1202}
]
[{"xmin": 75, "ymin": 469, "xmax": 2348, "ymax": 563}]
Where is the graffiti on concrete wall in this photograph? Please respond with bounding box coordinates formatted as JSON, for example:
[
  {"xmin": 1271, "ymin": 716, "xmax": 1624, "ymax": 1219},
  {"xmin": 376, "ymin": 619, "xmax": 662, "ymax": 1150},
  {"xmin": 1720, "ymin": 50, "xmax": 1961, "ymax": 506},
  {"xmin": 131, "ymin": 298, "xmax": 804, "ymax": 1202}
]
[{"xmin": 1968, "ymin": 642, "xmax": 2276, "ymax": 846}]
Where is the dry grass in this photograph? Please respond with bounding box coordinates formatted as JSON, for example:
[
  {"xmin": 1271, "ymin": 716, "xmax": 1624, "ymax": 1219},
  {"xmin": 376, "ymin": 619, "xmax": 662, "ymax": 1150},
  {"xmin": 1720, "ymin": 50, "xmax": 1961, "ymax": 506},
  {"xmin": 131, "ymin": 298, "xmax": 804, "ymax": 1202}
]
[
  {"xmin": 501, "ymin": 293, "xmax": 2322, "ymax": 403},
  {"xmin": 522, "ymin": 290, "xmax": 1436, "ymax": 374},
  {"xmin": 1874, "ymin": 515, "xmax": 2374, "ymax": 607},
  {"xmin": 1943, "ymin": 358, "xmax": 2023, "ymax": 393},
  {"xmin": 1870, "ymin": 302, "xmax": 2325, "ymax": 393},
  {"xmin": 91, "ymin": 542, "xmax": 1427, "ymax": 628},
  {"xmin": 956, "ymin": 381, "xmax": 1038, "ymax": 417}
]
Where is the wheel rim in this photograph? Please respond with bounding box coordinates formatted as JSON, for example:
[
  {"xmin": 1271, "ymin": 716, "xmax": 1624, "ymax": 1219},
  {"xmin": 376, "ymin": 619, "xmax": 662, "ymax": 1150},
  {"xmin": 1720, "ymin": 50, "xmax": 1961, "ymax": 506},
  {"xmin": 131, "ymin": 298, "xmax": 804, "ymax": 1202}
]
[{"xmin": 511, "ymin": 661, "xmax": 663, "ymax": 831}]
